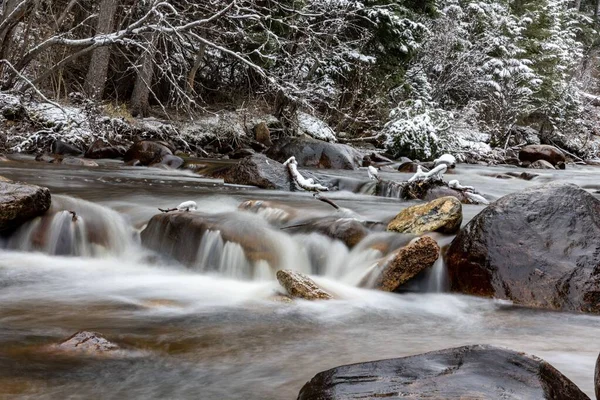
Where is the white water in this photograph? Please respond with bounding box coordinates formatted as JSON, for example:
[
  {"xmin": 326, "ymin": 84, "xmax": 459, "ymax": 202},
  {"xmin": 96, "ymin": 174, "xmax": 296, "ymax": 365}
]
[{"xmin": 0, "ymin": 159, "xmax": 599, "ymax": 399}]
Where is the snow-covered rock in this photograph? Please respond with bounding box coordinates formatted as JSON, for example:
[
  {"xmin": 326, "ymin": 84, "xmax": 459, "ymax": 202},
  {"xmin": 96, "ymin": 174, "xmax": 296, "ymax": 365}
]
[{"xmin": 297, "ymin": 112, "xmax": 337, "ymax": 142}]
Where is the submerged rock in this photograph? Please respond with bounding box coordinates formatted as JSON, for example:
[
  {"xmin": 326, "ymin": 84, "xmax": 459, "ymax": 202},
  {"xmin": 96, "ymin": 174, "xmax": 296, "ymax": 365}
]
[
  {"xmin": 283, "ymin": 216, "xmax": 368, "ymax": 248},
  {"xmin": 55, "ymin": 331, "xmax": 119, "ymax": 355},
  {"xmin": 276, "ymin": 270, "xmax": 333, "ymax": 300},
  {"xmin": 297, "ymin": 345, "xmax": 589, "ymax": 400},
  {"xmin": 58, "ymin": 157, "xmax": 99, "ymax": 167},
  {"xmin": 141, "ymin": 211, "xmax": 280, "ymax": 268},
  {"xmin": 239, "ymin": 200, "xmax": 298, "ymax": 225},
  {"xmin": 267, "ymin": 136, "xmax": 363, "ymax": 169},
  {"xmin": 446, "ymin": 183, "xmax": 600, "ymax": 314},
  {"xmin": 387, "ymin": 197, "xmax": 462, "ymax": 235},
  {"xmin": 365, "ymin": 236, "xmax": 439, "ymax": 291},
  {"xmin": 150, "ymin": 154, "xmax": 184, "ymax": 169},
  {"xmin": 529, "ymin": 159, "xmax": 555, "ymax": 170},
  {"xmin": 124, "ymin": 140, "xmax": 173, "ymax": 166},
  {"xmin": 0, "ymin": 179, "xmax": 51, "ymax": 232},
  {"xmin": 519, "ymin": 144, "xmax": 566, "ymax": 166},
  {"xmin": 222, "ymin": 154, "xmax": 291, "ymax": 190}
]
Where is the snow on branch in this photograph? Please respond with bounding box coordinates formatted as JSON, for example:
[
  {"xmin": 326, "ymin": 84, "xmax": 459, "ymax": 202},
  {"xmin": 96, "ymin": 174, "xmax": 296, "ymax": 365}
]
[{"xmin": 283, "ymin": 156, "xmax": 328, "ymax": 192}]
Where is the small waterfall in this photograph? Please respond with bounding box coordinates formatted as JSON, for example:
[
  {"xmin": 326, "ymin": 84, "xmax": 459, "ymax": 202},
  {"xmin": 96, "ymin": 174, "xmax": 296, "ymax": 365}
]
[{"xmin": 5, "ymin": 195, "xmax": 137, "ymax": 257}]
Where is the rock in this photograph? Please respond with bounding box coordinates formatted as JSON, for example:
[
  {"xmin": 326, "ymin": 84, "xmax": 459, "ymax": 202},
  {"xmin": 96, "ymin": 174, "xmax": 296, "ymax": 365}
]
[
  {"xmin": 50, "ymin": 140, "xmax": 83, "ymax": 156},
  {"xmin": 85, "ymin": 139, "xmax": 126, "ymax": 159},
  {"xmin": 123, "ymin": 140, "xmax": 173, "ymax": 166},
  {"xmin": 510, "ymin": 125, "xmax": 541, "ymax": 145},
  {"xmin": 529, "ymin": 159, "xmax": 555, "ymax": 169},
  {"xmin": 519, "ymin": 144, "xmax": 566, "ymax": 166},
  {"xmin": 387, "ymin": 197, "xmax": 462, "ymax": 235},
  {"xmin": 283, "ymin": 217, "xmax": 368, "ymax": 248},
  {"xmin": 365, "ymin": 236, "xmax": 439, "ymax": 291},
  {"xmin": 594, "ymin": 356, "xmax": 600, "ymax": 399},
  {"xmin": 230, "ymin": 148, "xmax": 256, "ymax": 159},
  {"xmin": 0, "ymin": 92, "xmax": 26, "ymax": 120},
  {"xmin": 276, "ymin": 270, "xmax": 333, "ymax": 300},
  {"xmin": 222, "ymin": 154, "xmax": 291, "ymax": 190},
  {"xmin": 397, "ymin": 161, "xmax": 421, "ymax": 173},
  {"xmin": 297, "ymin": 345, "xmax": 590, "ymax": 400},
  {"xmin": 141, "ymin": 211, "xmax": 281, "ymax": 269},
  {"xmin": 506, "ymin": 171, "xmax": 539, "ymax": 180},
  {"xmin": 297, "ymin": 112, "xmax": 337, "ymax": 142},
  {"xmin": 58, "ymin": 157, "xmax": 99, "ymax": 167},
  {"xmin": 55, "ymin": 331, "xmax": 119, "ymax": 355},
  {"xmin": 239, "ymin": 200, "xmax": 298, "ymax": 225},
  {"xmin": 0, "ymin": 179, "xmax": 51, "ymax": 232},
  {"xmin": 446, "ymin": 183, "xmax": 600, "ymax": 314},
  {"xmin": 254, "ymin": 121, "xmax": 272, "ymax": 146},
  {"xmin": 35, "ymin": 153, "xmax": 58, "ymax": 163},
  {"xmin": 267, "ymin": 136, "xmax": 362, "ymax": 170},
  {"xmin": 149, "ymin": 154, "xmax": 184, "ymax": 169}
]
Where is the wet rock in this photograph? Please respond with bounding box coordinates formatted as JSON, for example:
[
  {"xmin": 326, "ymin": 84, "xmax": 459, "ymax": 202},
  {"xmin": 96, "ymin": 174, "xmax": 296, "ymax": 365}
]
[
  {"xmin": 519, "ymin": 144, "xmax": 566, "ymax": 166},
  {"xmin": 297, "ymin": 345, "xmax": 589, "ymax": 400},
  {"xmin": 239, "ymin": 200, "xmax": 298, "ymax": 225},
  {"xmin": 254, "ymin": 121, "xmax": 272, "ymax": 146},
  {"xmin": 141, "ymin": 211, "xmax": 280, "ymax": 268},
  {"xmin": 446, "ymin": 183, "xmax": 600, "ymax": 314},
  {"xmin": 222, "ymin": 154, "xmax": 291, "ymax": 190},
  {"xmin": 123, "ymin": 140, "xmax": 173, "ymax": 166},
  {"xmin": 397, "ymin": 161, "xmax": 421, "ymax": 173},
  {"xmin": 267, "ymin": 136, "xmax": 363, "ymax": 170},
  {"xmin": 150, "ymin": 154, "xmax": 184, "ymax": 169},
  {"xmin": 51, "ymin": 140, "xmax": 83, "ymax": 156},
  {"xmin": 276, "ymin": 270, "xmax": 333, "ymax": 300},
  {"xmin": 55, "ymin": 331, "xmax": 119, "ymax": 355},
  {"xmin": 35, "ymin": 153, "xmax": 58, "ymax": 163},
  {"xmin": 58, "ymin": 157, "xmax": 99, "ymax": 167},
  {"xmin": 529, "ymin": 159, "xmax": 555, "ymax": 169},
  {"xmin": 0, "ymin": 179, "xmax": 51, "ymax": 232},
  {"xmin": 594, "ymin": 356, "xmax": 600, "ymax": 399},
  {"xmin": 85, "ymin": 139, "xmax": 126, "ymax": 159},
  {"xmin": 387, "ymin": 197, "xmax": 462, "ymax": 235},
  {"xmin": 283, "ymin": 217, "xmax": 369, "ymax": 248},
  {"xmin": 506, "ymin": 171, "xmax": 539, "ymax": 180},
  {"xmin": 365, "ymin": 236, "xmax": 439, "ymax": 291}
]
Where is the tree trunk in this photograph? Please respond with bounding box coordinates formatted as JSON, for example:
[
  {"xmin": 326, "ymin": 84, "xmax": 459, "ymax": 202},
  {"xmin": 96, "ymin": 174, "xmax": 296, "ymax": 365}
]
[
  {"xmin": 596, "ymin": 0, "xmax": 600, "ymax": 21},
  {"xmin": 573, "ymin": 0, "xmax": 582, "ymax": 10},
  {"xmin": 84, "ymin": 0, "xmax": 118, "ymax": 99},
  {"xmin": 186, "ymin": 43, "xmax": 207, "ymax": 97},
  {"xmin": 130, "ymin": 37, "xmax": 156, "ymax": 117}
]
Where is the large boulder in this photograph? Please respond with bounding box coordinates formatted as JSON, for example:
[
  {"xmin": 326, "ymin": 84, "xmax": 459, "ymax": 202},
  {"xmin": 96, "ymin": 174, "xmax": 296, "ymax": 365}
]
[
  {"xmin": 276, "ymin": 270, "xmax": 333, "ymax": 300},
  {"xmin": 446, "ymin": 183, "xmax": 600, "ymax": 314},
  {"xmin": 123, "ymin": 140, "xmax": 173, "ymax": 165},
  {"xmin": 363, "ymin": 236, "xmax": 439, "ymax": 291},
  {"xmin": 222, "ymin": 154, "xmax": 291, "ymax": 190},
  {"xmin": 297, "ymin": 345, "xmax": 589, "ymax": 400},
  {"xmin": 267, "ymin": 136, "xmax": 363, "ymax": 170},
  {"xmin": 0, "ymin": 179, "xmax": 51, "ymax": 232},
  {"xmin": 519, "ymin": 144, "xmax": 566, "ymax": 166},
  {"xmin": 387, "ymin": 197, "xmax": 462, "ymax": 235}
]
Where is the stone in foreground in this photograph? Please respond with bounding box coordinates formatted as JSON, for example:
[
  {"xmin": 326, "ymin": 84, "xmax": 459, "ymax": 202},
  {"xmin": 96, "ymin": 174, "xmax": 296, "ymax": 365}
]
[
  {"xmin": 297, "ymin": 345, "xmax": 589, "ymax": 400},
  {"xmin": 55, "ymin": 331, "xmax": 119, "ymax": 355},
  {"xmin": 0, "ymin": 178, "xmax": 51, "ymax": 232},
  {"xmin": 446, "ymin": 183, "xmax": 600, "ymax": 314},
  {"xmin": 387, "ymin": 196, "xmax": 462, "ymax": 235},
  {"xmin": 276, "ymin": 270, "xmax": 333, "ymax": 300},
  {"xmin": 366, "ymin": 236, "xmax": 439, "ymax": 291}
]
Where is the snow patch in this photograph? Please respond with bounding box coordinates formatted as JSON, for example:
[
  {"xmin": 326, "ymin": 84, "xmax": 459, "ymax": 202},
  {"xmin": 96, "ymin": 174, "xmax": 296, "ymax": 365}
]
[{"xmin": 297, "ymin": 112, "xmax": 337, "ymax": 142}]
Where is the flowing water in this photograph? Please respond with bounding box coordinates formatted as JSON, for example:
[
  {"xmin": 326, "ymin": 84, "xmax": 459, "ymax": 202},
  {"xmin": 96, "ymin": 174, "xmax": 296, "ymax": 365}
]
[{"xmin": 0, "ymin": 157, "xmax": 599, "ymax": 399}]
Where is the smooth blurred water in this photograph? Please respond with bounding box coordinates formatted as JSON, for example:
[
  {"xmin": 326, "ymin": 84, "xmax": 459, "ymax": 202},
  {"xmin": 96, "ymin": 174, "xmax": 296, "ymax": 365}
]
[{"xmin": 0, "ymin": 157, "xmax": 598, "ymax": 399}]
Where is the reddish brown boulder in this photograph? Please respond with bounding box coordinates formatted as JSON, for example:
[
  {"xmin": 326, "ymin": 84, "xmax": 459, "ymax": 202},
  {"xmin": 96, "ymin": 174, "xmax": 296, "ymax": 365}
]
[{"xmin": 519, "ymin": 144, "xmax": 566, "ymax": 166}]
